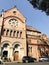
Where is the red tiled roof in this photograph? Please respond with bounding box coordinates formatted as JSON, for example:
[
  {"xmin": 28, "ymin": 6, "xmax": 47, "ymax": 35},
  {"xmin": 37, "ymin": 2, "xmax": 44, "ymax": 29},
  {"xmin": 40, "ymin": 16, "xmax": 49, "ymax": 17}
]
[{"xmin": 26, "ymin": 25, "xmax": 41, "ymax": 33}]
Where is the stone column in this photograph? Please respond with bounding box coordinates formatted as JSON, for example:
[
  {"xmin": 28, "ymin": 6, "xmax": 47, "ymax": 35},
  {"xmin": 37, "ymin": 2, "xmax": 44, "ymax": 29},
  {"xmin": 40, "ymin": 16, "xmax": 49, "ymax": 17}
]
[
  {"xmin": 7, "ymin": 46, "xmax": 10, "ymax": 58},
  {"xmin": 9, "ymin": 46, "xmax": 13, "ymax": 61},
  {"xmin": 10, "ymin": 30, "xmax": 13, "ymax": 37}
]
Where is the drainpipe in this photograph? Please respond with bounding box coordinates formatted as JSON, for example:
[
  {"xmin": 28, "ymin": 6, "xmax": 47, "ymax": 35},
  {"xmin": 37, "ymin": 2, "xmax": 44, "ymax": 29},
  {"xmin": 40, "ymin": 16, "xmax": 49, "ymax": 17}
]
[
  {"xmin": 26, "ymin": 35, "xmax": 28, "ymax": 56},
  {"xmin": 26, "ymin": 40, "xmax": 28, "ymax": 56}
]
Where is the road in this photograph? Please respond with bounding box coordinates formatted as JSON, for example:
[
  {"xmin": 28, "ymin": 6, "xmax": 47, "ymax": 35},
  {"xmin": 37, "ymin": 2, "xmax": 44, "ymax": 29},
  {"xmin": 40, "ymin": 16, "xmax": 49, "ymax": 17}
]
[{"xmin": 0, "ymin": 62, "xmax": 49, "ymax": 65}]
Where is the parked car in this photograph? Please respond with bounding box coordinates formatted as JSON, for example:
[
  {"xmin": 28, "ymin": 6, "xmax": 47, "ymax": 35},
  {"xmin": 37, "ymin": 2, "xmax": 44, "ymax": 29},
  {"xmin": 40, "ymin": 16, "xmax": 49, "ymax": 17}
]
[
  {"xmin": 39, "ymin": 56, "xmax": 49, "ymax": 62},
  {"xmin": 4, "ymin": 57, "xmax": 11, "ymax": 62},
  {"xmin": 0, "ymin": 58, "xmax": 3, "ymax": 64},
  {"xmin": 22, "ymin": 56, "xmax": 36, "ymax": 63}
]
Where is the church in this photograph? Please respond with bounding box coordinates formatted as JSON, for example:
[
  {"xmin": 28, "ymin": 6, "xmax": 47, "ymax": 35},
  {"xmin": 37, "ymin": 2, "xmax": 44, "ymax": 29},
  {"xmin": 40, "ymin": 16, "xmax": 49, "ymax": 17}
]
[{"xmin": 0, "ymin": 6, "xmax": 49, "ymax": 62}]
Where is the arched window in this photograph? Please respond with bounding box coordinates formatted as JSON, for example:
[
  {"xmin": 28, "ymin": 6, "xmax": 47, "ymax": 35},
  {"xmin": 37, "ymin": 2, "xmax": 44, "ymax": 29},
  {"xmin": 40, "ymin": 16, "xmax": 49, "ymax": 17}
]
[
  {"xmin": 17, "ymin": 31, "xmax": 19, "ymax": 38},
  {"xmin": 10, "ymin": 30, "xmax": 12, "ymax": 37},
  {"xmin": 13, "ymin": 30, "xmax": 16, "ymax": 37},
  {"xmin": 20, "ymin": 31, "xmax": 22, "ymax": 38},
  {"xmin": 28, "ymin": 47, "xmax": 32, "ymax": 53},
  {"xmin": 14, "ymin": 44, "xmax": 20, "ymax": 48},
  {"xmin": 3, "ymin": 29, "xmax": 6, "ymax": 36},
  {"xmin": 6, "ymin": 29, "xmax": 9, "ymax": 36},
  {"xmin": 3, "ymin": 43, "xmax": 9, "ymax": 48}
]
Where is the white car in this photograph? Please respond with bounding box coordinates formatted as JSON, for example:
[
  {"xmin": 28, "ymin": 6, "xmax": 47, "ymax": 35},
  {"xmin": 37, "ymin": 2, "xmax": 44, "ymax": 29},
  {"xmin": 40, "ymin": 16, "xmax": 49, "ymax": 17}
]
[
  {"xmin": 0, "ymin": 58, "xmax": 3, "ymax": 64},
  {"xmin": 39, "ymin": 56, "xmax": 49, "ymax": 62}
]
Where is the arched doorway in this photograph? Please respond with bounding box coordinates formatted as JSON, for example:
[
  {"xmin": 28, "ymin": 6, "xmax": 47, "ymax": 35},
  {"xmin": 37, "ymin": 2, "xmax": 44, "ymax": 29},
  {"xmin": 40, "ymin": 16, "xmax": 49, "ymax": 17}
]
[
  {"xmin": 13, "ymin": 44, "xmax": 20, "ymax": 61},
  {"xmin": 14, "ymin": 51, "xmax": 19, "ymax": 61},
  {"xmin": 1, "ymin": 42, "xmax": 10, "ymax": 59},
  {"xmin": 3, "ymin": 51, "xmax": 8, "ymax": 58}
]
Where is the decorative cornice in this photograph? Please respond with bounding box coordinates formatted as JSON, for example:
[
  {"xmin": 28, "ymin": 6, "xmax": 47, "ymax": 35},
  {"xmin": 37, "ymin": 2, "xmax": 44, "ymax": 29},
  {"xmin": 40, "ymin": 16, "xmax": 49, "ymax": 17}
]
[{"xmin": 4, "ymin": 16, "xmax": 24, "ymax": 23}]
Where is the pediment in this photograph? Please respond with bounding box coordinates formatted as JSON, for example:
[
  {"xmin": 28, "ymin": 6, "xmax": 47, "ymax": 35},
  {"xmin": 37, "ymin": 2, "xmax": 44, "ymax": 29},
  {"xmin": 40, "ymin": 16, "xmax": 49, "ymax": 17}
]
[{"xmin": 3, "ymin": 6, "xmax": 26, "ymax": 23}]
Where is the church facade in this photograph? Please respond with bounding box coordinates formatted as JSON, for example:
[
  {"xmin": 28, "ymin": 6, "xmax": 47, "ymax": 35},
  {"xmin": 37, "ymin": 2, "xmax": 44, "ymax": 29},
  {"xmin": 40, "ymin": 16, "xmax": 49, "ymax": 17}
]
[{"xmin": 0, "ymin": 7, "xmax": 49, "ymax": 62}]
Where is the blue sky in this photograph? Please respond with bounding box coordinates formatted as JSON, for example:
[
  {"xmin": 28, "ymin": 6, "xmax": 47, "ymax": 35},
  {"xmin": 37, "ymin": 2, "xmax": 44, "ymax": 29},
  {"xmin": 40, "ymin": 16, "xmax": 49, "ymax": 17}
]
[{"xmin": 0, "ymin": 0, "xmax": 49, "ymax": 37}]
